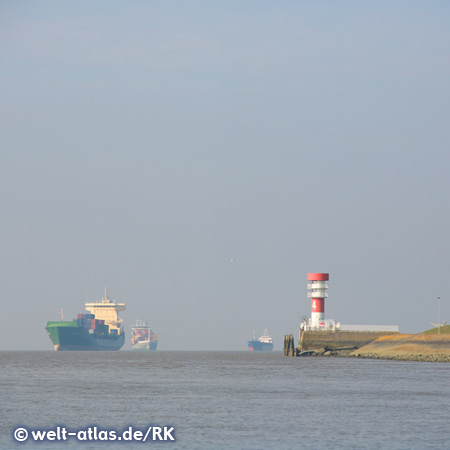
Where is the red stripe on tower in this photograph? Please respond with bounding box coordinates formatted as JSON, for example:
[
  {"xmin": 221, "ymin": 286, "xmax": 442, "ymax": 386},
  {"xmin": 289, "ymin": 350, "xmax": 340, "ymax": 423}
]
[{"xmin": 311, "ymin": 298, "xmax": 324, "ymax": 313}]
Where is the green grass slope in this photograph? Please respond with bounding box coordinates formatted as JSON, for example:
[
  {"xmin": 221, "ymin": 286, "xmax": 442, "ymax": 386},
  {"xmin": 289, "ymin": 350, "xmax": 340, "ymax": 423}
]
[{"xmin": 423, "ymin": 324, "xmax": 450, "ymax": 335}]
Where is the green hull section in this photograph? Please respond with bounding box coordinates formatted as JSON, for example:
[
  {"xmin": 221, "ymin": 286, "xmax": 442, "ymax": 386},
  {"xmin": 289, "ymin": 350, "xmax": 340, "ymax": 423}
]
[{"xmin": 46, "ymin": 321, "xmax": 124, "ymax": 351}]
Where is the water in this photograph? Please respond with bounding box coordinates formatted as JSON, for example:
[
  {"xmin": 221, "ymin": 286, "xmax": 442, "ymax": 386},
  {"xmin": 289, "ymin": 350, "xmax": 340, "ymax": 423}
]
[{"xmin": 1, "ymin": 351, "xmax": 450, "ymax": 449}]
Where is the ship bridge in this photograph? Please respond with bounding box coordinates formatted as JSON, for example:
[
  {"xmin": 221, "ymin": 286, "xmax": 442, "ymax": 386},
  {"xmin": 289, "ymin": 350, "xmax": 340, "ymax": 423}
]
[{"xmin": 85, "ymin": 288, "xmax": 125, "ymax": 334}]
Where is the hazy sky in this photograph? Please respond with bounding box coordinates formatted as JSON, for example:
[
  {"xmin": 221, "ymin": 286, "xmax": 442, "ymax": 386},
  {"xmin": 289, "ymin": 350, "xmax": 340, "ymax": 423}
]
[{"xmin": 1, "ymin": 1, "xmax": 449, "ymax": 350}]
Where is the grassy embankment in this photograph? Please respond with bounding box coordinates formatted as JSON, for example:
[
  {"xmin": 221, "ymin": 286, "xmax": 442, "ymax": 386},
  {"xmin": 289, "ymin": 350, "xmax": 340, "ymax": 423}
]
[
  {"xmin": 349, "ymin": 326, "xmax": 450, "ymax": 362},
  {"xmin": 422, "ymin": 324, "xmax": 450, "ymax": 335}
]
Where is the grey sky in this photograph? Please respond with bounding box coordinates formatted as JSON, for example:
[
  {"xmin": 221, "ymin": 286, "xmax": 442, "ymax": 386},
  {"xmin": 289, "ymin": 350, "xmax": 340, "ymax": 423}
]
[{"xmin": 1, "ymin": 1, "xmax": 449, "ymax": 350}]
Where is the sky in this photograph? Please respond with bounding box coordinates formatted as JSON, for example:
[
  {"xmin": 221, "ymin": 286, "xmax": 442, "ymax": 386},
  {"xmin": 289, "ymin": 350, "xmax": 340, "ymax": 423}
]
[{"xmin": 1, "ymin": 1, "xmax": 449, "ymax": 350}]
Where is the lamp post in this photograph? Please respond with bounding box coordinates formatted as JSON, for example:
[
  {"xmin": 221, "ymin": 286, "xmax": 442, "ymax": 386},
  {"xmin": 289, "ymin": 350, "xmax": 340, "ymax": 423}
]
[{"xmin": 438, "ymin": 297, "xmax": 441, "ymax": 335}]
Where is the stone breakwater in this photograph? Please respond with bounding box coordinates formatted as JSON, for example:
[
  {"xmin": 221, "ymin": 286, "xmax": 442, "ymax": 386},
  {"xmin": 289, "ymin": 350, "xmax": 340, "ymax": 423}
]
[
  {"xmin": 299, "ymin": 330, "xmax": 399, "ymax": 352},
  {"xmin": 301, "ymin": 334, "xmax": 450, "ymax": 362},
  {"xmin": 347, "ymin": 334, "xmax": 450, "ymax": 362}
]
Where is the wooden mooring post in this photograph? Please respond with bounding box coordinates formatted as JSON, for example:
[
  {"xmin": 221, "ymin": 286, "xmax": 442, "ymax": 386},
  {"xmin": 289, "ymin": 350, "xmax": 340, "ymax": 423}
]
[{"xmin": 283, "ymin": 334, "xmax": 297, "ymax": 356}]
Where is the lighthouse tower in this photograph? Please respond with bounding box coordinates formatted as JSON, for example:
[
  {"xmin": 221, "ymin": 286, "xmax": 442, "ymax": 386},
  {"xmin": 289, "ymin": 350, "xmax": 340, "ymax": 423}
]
[{"xmin": 307, "ymin": 273, "xmax": 329, "ymax": 329}]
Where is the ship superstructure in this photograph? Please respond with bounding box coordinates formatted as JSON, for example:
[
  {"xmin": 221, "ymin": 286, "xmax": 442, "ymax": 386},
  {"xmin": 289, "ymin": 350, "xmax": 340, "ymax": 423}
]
[
  {"xmin": 85, "ymin": 288, "xmax": 125, "ymax": 336},
  {"xmin": 131, "ymin": 319, "xmax": 158, "ymax": 351}
]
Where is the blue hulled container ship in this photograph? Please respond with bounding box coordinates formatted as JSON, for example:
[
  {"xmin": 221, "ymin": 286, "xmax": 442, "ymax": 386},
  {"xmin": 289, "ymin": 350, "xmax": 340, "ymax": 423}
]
[{"xmin": 131, "ymin": 319, "xmax": 158, "ymax": 351}]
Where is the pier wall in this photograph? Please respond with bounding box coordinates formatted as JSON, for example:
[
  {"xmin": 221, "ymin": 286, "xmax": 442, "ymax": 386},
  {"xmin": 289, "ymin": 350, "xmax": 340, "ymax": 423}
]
[{"xmin": 299, "ymin": 330, "xmax": 399, "ymax": 352}]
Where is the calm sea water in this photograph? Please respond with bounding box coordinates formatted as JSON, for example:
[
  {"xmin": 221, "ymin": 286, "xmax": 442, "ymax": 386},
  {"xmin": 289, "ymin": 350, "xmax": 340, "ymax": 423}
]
[{"xmin": 1, "ymin": 351, "xmax": 449, "ymax": 450}]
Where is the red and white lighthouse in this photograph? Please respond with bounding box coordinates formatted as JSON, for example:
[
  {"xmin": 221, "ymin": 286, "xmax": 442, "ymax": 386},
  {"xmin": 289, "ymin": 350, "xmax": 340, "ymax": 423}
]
[{"xmin": 307, "ymin": 273, "xmax": 329, "ymax": 329}]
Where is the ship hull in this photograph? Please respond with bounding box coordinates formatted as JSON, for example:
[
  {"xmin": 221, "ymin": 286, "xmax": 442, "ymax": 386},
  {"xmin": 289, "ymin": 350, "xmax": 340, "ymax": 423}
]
[
  {"xmin": 131, "ymin": 340, "xmax": 158, "ymax": 351},
  {"xmin": 46, "ymin": 321, "xmax": 125, "ymax": 351},
  {"xmin": 248, "ymin": 340, "xmax": 274, "ymax": 351}
]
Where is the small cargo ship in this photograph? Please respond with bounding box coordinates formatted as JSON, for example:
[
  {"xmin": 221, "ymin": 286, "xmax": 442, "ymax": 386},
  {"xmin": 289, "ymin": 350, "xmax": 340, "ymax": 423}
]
[
  {"xmin": 45, "ymin": 289, "xmax": 125, "ymax": 351},
  {"xmin": 248, "ymin": 329, "xmax": 274, "ymax": 351},
  {"xmin": 131, "ymin": 319, "xmax": 158, "ymax": 351}
]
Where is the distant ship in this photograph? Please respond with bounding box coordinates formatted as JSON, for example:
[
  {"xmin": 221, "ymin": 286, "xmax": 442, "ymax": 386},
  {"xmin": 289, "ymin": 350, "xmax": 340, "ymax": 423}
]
[
  {"xmin": 248, "ymin": 329, "xmax": 274, "ymax": 351},
  {"xmin": 131, "ymin": 319, "xmax": 158, "ymax": 351},
  {"xmin": 45, "ymin": 289, "xmax": 125, "ymax": 351}
]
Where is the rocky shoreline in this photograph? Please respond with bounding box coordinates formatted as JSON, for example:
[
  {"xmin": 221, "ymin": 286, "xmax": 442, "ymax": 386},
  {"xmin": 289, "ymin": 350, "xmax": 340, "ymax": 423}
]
[{"xmin": 348, "ymin": 352, "xmax": 450, "ymax": 362}]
